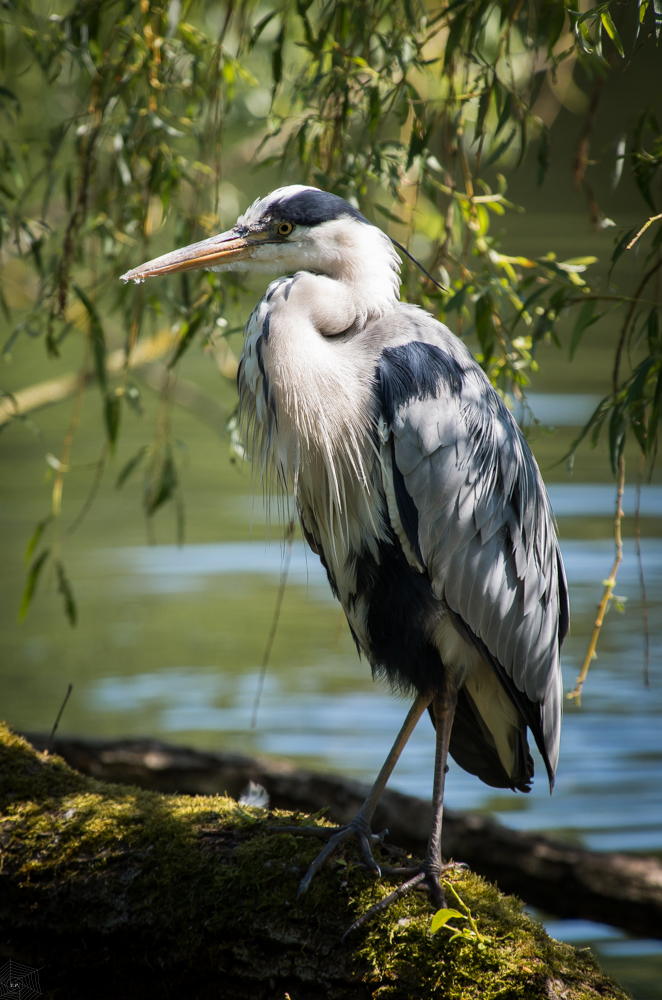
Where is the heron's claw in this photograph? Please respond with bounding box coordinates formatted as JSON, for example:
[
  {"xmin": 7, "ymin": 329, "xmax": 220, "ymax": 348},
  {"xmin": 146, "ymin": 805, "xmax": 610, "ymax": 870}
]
[
  {"xmin": 342, "ymin": 860, "xmax": 469, "ymax": 940},
  {"xmin": 268, "ymin": 817, "xmax": 388, "ymax": 897}
]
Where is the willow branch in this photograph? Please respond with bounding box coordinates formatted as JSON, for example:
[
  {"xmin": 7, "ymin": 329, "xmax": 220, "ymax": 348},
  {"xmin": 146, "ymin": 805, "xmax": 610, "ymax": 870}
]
[
  {"xmin": 567, "ymin": 454, "xmax": 625, "ymax": 705},
  {"xmin": 613, "ymin": 256, "xmax": 662, "ymax": 393},
  {"xmin": 626, "ymin": 213, "xmax": 662, "ymax": 251},
  {"xmin": 635, "ymin": 453, "xmax": 650, "ymax": 688},
  {"xmin": 251, "ymin": 519, "xmax": 296, "ymax": 729}
]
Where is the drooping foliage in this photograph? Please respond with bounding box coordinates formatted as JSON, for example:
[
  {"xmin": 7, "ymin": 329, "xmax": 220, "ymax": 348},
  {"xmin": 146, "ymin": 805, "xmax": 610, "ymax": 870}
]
[{"xmin": 1, "ymin": 0, "xmax": 661, "ymax": 626}]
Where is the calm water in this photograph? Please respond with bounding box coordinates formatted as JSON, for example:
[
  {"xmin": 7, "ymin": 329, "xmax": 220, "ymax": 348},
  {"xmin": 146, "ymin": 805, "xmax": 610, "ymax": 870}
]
[{"xmin": 2, "ymin": 357, "xmax": 661, "ymax": 997}]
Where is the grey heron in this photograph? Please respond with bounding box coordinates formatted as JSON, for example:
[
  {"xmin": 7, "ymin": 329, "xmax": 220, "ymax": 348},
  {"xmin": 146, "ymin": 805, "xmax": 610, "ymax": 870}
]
[{"xmin": 121, "ymin": 185, "xmax": 568, "ymax": 930}]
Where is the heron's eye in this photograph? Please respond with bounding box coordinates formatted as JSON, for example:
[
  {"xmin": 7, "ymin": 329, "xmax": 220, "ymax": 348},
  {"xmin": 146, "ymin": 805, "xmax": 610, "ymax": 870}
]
[{"xmin": 277, "ymin": 222, "xmax": 294, "ymax": 236}]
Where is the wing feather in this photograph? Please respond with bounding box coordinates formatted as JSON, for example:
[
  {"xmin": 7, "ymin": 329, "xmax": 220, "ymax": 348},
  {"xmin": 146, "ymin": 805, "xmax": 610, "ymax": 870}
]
[{"xmin": 382, "ymin": 332, "xmax": 567, "ymax": 783}]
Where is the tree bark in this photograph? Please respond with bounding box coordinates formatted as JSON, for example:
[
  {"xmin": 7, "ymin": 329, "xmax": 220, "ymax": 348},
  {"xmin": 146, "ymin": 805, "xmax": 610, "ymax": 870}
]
[
  {"xmin": 27, "ymin": 732, "xmax": 662, "ymax": 940},
  {"xmin": 2, "ymin": 725, "xmax": 630, "ymax": 1000}
]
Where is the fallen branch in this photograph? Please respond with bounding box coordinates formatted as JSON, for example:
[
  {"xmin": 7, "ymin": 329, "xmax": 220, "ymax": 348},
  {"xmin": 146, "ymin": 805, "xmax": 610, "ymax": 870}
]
[
  {"xmin": 2, "ymin": 725, "xmax": 630, "ymax": 1000},
  {"xmin": 26, "ymin": 731, "xmax": 662, "ymax": 941}
]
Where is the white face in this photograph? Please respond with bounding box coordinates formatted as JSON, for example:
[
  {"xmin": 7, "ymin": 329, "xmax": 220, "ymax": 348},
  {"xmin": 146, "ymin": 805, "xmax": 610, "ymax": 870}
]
[{"xmin": 119, "ymin": 184, "xmax": 395, "ymax": 286}]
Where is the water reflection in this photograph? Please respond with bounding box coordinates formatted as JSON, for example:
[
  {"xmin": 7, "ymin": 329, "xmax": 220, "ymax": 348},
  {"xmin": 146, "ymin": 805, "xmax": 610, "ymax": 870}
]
[
  {"xmin": 90, "ymin": 535, "xmax": 662, "ymax": 855},
  {"xmin": 515, "ymin": 392, "xmax": 603, "ymax": 425},
  {"xmin": 98, "ymin": 535, "xmax": 662, "ymax": 594}
]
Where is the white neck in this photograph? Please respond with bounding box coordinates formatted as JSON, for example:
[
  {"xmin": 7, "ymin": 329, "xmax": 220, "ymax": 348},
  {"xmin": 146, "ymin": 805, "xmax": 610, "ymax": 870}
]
[
  {"xmin": 305, "ymin": 217, "xmax": 401, "ymax": 323},
  {"xmin": 236, "ymin": 216, "xmax": 401, "ymax": 328}
]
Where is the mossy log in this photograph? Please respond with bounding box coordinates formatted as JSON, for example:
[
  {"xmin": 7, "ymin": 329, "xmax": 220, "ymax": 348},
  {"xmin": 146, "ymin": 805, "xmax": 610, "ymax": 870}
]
[
  {"xmin": 1, "ymin": 726, "xmax": 630, "ymax": 1000},
  {"xmin": 30, "ymin": 732, "xmax": 662, "ymax": 940}
]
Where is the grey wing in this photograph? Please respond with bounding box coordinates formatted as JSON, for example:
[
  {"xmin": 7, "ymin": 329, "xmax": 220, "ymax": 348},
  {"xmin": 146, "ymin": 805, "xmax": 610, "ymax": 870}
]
[{"xmin": 386, "ymin": 351, "xmax": 568, "ymax": 785}]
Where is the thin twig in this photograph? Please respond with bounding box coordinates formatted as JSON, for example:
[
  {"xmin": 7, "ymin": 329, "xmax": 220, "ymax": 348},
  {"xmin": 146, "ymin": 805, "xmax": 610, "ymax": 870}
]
[
  {"xmin": 47, "ymin": 684, "xmax": 73, "ymax": 753},
  {"xmin": 567, "ymin": 455, "xmax": 625, "ymax": 705},
  {"xmin": 65, "ymin": 443, "xmax": 108, "ymax": 537},
  {"xmin": 613, "ymin": 257, "xmax": 662, "ymax": 393},
  {"xmin": 250, "ymin": 520, "xmax": 295, "ymax": 729},
  {"xmin": 626, "ymin": 213, "xmax": 662, "ymax": 251},
  {"xmin": 634, "ymin": 453, "xmax": 650, "ymax": 688},
  {"xmin": 51, "ymin": 338, "xmax": 92, "ymax": 563}
]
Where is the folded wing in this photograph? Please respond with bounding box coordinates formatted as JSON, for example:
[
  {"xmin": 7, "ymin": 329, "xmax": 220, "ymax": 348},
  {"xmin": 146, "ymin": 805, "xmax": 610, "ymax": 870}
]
[{"xmin": 376, "ymin": 333, "xmax": 568, "ymax": 787}]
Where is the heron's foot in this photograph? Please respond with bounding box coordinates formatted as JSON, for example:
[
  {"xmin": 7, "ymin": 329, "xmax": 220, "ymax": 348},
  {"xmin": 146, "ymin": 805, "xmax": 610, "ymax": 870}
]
[
  {"xmin": 343, "ymin": 859, "xmax": 469, "ymax": 939},
  {"xmin": 268, "ymin": 815, "xmax": 389, "ymax": 897}
]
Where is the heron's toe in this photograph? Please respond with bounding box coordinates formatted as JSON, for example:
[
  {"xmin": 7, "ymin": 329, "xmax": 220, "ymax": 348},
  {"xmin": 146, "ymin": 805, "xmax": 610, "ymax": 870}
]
[
  {"xmin": 342, "ymin": 856, "xmax": 469, "ymax": 938},
  {"xmin": 269, "ymin": 816, "xmax": 389, "ymax": 896}
]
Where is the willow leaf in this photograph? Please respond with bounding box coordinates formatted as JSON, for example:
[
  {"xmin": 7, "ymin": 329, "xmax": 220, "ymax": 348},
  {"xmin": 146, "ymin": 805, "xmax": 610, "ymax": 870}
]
[{"xmin": 20, "ymin": 549, "xmax": 50, "ymax": 621}]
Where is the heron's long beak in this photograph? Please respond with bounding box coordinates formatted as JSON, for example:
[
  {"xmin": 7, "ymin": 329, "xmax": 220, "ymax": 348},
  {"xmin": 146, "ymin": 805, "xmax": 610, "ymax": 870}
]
[{"xmin": 120, "ymin": 229, "xmax": 260, "ymax": 283}]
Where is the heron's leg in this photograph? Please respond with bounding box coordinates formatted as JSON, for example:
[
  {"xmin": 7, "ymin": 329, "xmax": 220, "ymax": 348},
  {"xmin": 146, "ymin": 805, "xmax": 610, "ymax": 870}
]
[
  {"xmin": 270, "ymin": 691, "xmax": 432, "ymax": 896},
  {"xmin": 344, "ymin": 685, "xmax": 460, "ymax": 937}
]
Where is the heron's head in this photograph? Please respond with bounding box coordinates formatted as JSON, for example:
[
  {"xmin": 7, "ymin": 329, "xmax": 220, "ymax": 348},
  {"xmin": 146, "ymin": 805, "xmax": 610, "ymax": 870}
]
[{"xmin": 120, "ymin": 185, "xmax": 400, "ymax": 289}]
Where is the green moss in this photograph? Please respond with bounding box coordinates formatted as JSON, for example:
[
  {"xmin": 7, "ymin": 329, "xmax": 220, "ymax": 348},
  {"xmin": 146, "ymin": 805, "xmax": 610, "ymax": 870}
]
[{"xmin": 0, "ymin": 723, "xmax": 631, "ymax": 999}]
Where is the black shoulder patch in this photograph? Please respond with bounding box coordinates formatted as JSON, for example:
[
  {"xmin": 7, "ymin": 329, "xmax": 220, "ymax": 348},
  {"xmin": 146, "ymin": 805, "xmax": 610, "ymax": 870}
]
[
  {"xmin": 376, "ymin": 341, "xmax": 465, "ymax": 424},
  {"xmin": 269, "ymin": 189, "xmax": 368, "ymax": 228}
]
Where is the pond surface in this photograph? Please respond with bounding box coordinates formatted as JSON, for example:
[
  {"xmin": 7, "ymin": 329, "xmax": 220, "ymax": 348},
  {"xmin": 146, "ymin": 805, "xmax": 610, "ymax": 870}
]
[{"xmin": 2, "ymin": 216, "xmax": 661, "ymax": 997}]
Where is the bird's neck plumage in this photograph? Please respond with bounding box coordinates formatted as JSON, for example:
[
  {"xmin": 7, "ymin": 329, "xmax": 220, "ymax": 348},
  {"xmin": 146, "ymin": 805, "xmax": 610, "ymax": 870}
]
[
  {"xmin": 238, "ymin": 217, "xmax": 401, "ymax": 557},
  {"xmin": 303, "ymin": 217, "xmax": 401, "ymax": 327}
]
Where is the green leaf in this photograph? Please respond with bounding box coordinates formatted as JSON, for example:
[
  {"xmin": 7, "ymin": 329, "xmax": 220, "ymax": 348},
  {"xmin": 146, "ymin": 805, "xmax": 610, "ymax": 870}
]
[
  {"xmin": 444, "ymin": 7, "xmax": 468, "ymax": 68},
  {"xmin": 105, "ymin": 392, "xmax": 121, "ymax": 450},
  {"xmin": 55, "ymin": 559, "xmax": 77, "ymax": 627},
  {"xmin": 647, "ymin": 307, "xmax": 660, "ymax": 351},
  {"xmin": 248, "ymin": 10, "xmax": 279, "ymax": 51},
  {"xmin": 570, "ymin": 299, "xmax": 601, "ymax": 359},
  {"xmin": 546, "ymin": 1, "xmax": 567, "ymax": 55},
  {"xmin": 431, "ymin": 908, "xmax": 466, "ymax": 933},
  {"xmin": 576, "ymin": 3, "xmax": 610, "ymax": 27},
  {"xmin": 608, "ymin": 403, "xmax": 626, "ymax": 474},
  {"xmin": 647, "ymin": 365, "xmax": 662, "ymax": 454},
  {"xmin": 168, "ymin": 313, "xmax": 206, "ymax": 368},
  {"xmin": 474, "ymin": 85, "xmax": 492, "ymax": 141},
  {"xmin": 146, "ymin": 453, "xmax": 178, "ymax": 516},
  {"xmin": 601, "ymin": 10, "xmax": 624, "ymax": 56},
  {"xmin": 271, "ymin": 25, "xmax": 286, "ymax": 95},
  {"xmin": 0, "ymin": 84, "xmax": 20, "ymax": 120},
  {"xmin": 20, "ymin": 548, "xmax": 50, "ymax": 621},
  {"xmin": 537, "ymin": 126, "xmax": 551, "ymax": 188},
  {"xmin": 73, "ymin": 285, "xmax": 106, "ymax": 391},
  {"xmin": 609, "ymin": 228, "xmax": 637, "ymax": 278},
  {"xmin": 494, "ymin": 90, "xmax": 512, "ymax": 139},
  {"xmin": 559, "ymin": 256, "xmax": 598, "ymax": 268},
  {"xmin": 407, "ymin": 120, "xmax": 433, "ymax": 168},
  {"xmin": 25, "ymin": 515, "xmax": 52, "ymax": 563},
  {"xmin": 636, "ymin": 0, "xmax": 650, "ymax": 35},
  {"xmin": 116, "ymin": 445, "xmax": 148, "ymax": 489},
  {"xmin": 654, "ymin": 0, "xmax": 662, "ymax": 39},
  {"xmin": 486, "ymin": 128, "xmax": 517, "ymax": 166},
  {"xmin": 368, "ymin": 86, "xmax": 381, "ymax": 135}
]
